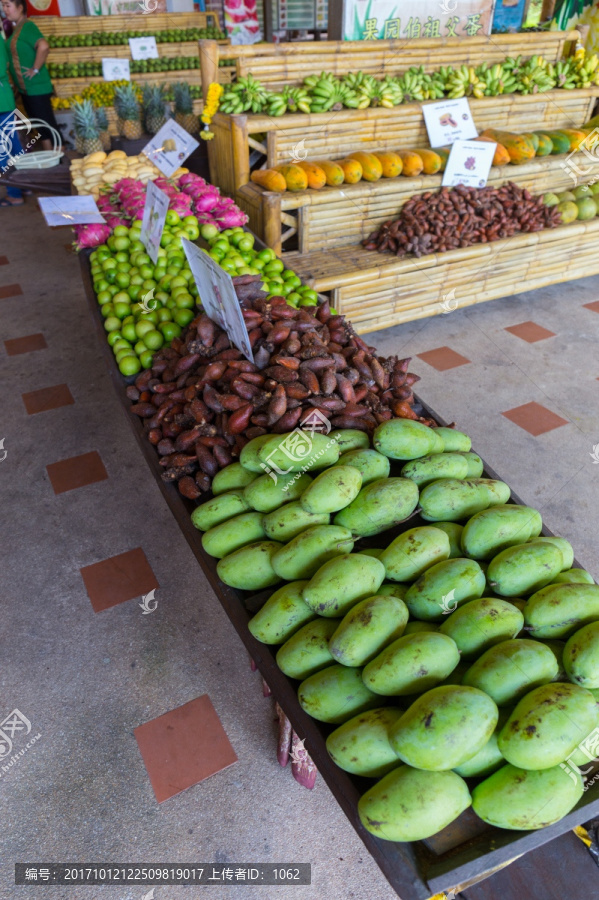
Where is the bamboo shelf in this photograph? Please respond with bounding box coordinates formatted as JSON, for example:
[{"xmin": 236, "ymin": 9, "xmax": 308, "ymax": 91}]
[
  {"xmin": 52, "ymin": 68, "xmax": 235, "ymax": 99},
  {"xmin": 100, "ymin": 99, "xmax": 204, "ymax": 136},
  {"xmin": 206, "ymin": 88, "xmax": 599, "ymax": 196},
  {"xmin": 41, "ymin": 12, "xmax": 218, "ymax": 35},
  {"xmin": 237, "ymin": 154, "xmax": 599, "ymax": 255},
  {"xmin": 199, "ymin": 32, "xmax": 579, "ymax": 93},
  {"xmin": 281, "ymin": 219, "xmax": 599, "ymax": 333},
  {"xmin": 49, "ymin": 39, "xmax": 230, "ymax": 64}
]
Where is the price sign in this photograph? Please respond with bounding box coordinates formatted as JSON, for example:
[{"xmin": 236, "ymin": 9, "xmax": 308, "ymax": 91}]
[
  {"xmin": 38, "ymin": 195, "xmax": 105, "ymax": 226},
  {"xmin": 182, "ymin": 238, "xmax": 254, "ymax": 362},
  {"xmin": 142, "ymin": 120, "xmax": 199, "ymax": 178},
  {"xmin": 140, "ymin": 181, "xmax": 170, "ymax": 264},
  {"xmin": 442, "ymin": 139, "xmax": 497, "ymax": 189},
  {"xmin": 422, "ymin": 98, "xmax": 477, "ymax": 148},
  {"xmin": 102, "ymin": 57, "xmax": 130, "ymax": 81},
  {"xmin": 128, "ymin": 37, "xmax": 159, "ymax": 60}
]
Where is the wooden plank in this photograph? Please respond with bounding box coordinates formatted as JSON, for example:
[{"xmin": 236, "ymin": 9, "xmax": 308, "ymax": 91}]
[{"xmin": 41, "ymin": 12, "xmax": 217, "ymax": 35}]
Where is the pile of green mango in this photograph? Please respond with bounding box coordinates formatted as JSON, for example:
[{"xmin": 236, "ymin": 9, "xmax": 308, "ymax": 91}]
[{"xmin": 190, "ymin": 417, "xmax": 599, "ymax": 843}]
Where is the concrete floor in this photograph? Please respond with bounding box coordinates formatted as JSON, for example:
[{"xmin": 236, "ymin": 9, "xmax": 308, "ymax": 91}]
[{"xmin": 1, "ymin": 200, "xmax": 598, "ymax": 900}]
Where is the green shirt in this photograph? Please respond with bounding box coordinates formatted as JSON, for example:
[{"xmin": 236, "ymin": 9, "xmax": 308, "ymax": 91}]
[
  {"xmin": 8, "ymin": 19, "xmax": 53, "ymax": 96},
  {"xmin": 0, "ymin": 36, "xmax": 16, "ymax": 111}
]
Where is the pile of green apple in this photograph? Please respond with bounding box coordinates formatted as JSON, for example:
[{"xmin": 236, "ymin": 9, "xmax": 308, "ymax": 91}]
[
  {"xmin": 544, "ymin": 182, "xmax": 599, "ymax": 224},
  {"xmin": 90, "ymin": 210, "xmax": 200, "ymax": 377},
  {"xmin": 202, "ymin": 226, "xmax": 321, "ymax": 308}
]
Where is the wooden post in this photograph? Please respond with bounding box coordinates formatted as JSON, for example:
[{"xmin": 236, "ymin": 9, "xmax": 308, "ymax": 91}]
[
  {"xmin": 198, "ymin": 39, "xmax": 219, "ymax": 99},
  {"xmin": 327, "ymin": 0, "xmax": 343, "ymax": 41},
  {"xmin": 541, "ymin": 0, "xmax": 556, "ymax": 22}
]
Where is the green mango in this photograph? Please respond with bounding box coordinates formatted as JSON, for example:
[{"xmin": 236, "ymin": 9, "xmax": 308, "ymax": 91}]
[
  {"xmin": 540, "ymin": 639, "xmax": 567, "ymax": 680},
  {"xmin": 476, "ymin": 479, "xmax": 511, "ymax": 505},
  {"xmin": 460, "ymin": 505, "xmax": 543, "ymax": 559},
  {"xmin": 524, "ymin": 583, "xmax": 599, "ymax": 639},
  {"xmin": 432, "ymin": 427, "xmax": 472, "ymax": 452},
  {"xmin": 262, "ymin": 501, "xmax": 329, "ymax": 542},
  {"xmin": 248, "ymin": 581, "xmax": 314, "ymax": 644},
  {"xmin": 326, "ymin": 707, "xmax": 404, "ymax": 777},
  {"xmin": 300, "ymin": 465, "xmax": 362, "ymax": 515},
  {"xmin": 333, "ymin": 478, "xmax": 419, "ymax": 537},
  {"xmin": 389, "ymin": 685, "xmax": 498, "ymax": 770},
  {"xmin": 202, "ymin": 511, "xmax": 266, "ymax": 559},
  {"xmin": 211, "ymin": 462, "xmax": 258, "ymax": 495},
  {"xmin": 528, "ymin": 536, "xmax": 574, "ymax": 571},
  {"xmin": 472, "ymin": 763, "xmax": 583, "ymax": 830},
  {"xmin": 462, "ymin": 639, "xmax": 559, "ymax": 706},
  {"xmin": 329, "ymin": 428, "xmax": 370, "ymax": 454},
  {"xmin": 439, "ymin": 598, "xmax": 524, "ymax": 658},
  {"xmin": 334, "ymin": 449, "xmax": 390, "ymax": 486},
  {"xmin": 498, "ymin": 682, "xmax": 598, "ymax": 769},
  {"xmin": 419, "ymin": 479, "xmax": 490, "ymax": 522},
  {"xmin": 403, "ymin": 621, "xmax": 439, "ymax": 634},
  {"xmin": 358, "ymin": 765, "xmax": 471, "ymax": 841},
  {"xmin": 550, "ymin": 568, "xmax": 595, "ymax": 585},
  {"xmin": 454, "ymin": 708, "xmax": 512, "ymax": 777},
  {"xmin": 244, "ymin": 472, "xmax": 313, "ymax": 513},
  {"xmin": 239, "ymin": 434, "xmax": 274, "ymax": 473},
  {"xmin": 258, "ymin": 431, "xmax": 340, "ymax": 474},
  {"xmin": 191, "ymin": 490, "xmax": 250, "ymax": 532},
  {"xmin": 429, "ymin": 430, "xmax": 445, "ymax": 453},
  {"xmin": 436, "ymin": 659, "xmax": 470, "ymax": 688},
  {"xmin": 401, "ymin": 452, "xmax": 469, "ymax": 486},
  {"xmin": 302, "ymin": 554, "xmax": 386, "ymax": 617},
  {"xmin": 487, "ymin": 540, "xmax": 567, "ymax": 597},
  {"xmin": 276, "ymin": 618, "xmax": 339, "ymax": 679},
  {"xmin": 380, "ymin": 526, "xmax": 451, "ymax": 582},
  {"xmin": 377, "ymin": 583, "xmax": 409, "ymax": 600},
  {"xmin": 362, "ymin": 632, "xmax": 460, "ymax": 696},
  {"xmin": 272, "ymin": 525, "xmax": 354, "ymax": 581},
  {"xmin": 373, "ymin": 419, "xmax": 438, "ymax": 460},
  {"xmin": 457, "ymin": 452, "xmax": 484, "ymax": 477},
  {"xmin": 433, "ymin": 522, "xmax": 464, "ymax": 558},
  {"xmin": 329, "ymin": 595, "xmax": 409, "ymax": 666},
  {"xmin": 404, "ymin": 558, "xmax": 486, "ymax": 621},
  {"xmin": 359, "ymin": 548, "xmax": 384, "ymax": 559},
  {"xmin": 298, "ymin": 664, "xmax": 380, "ymax": 723},
  {"xmin": 564, "ymin": 622, "xmax": 599, "ymax": 687},
  {"xmin": 216, "ymin": 540, "xmax": 283, "ymax": 591}
]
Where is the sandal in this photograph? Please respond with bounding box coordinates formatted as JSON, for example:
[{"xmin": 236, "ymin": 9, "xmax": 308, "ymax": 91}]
[{"xmin": 0, "ymin": 197, "xmax": 24, "ymax": 207}]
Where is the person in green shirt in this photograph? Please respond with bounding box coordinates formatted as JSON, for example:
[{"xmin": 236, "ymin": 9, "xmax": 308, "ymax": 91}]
[
  {"xmin": 0, "ymin": 33, "xmax": 24, "ymax": 205},
  {"xmin": 2, "ymin": 0, "xmax": 59, "ymax": 151}
]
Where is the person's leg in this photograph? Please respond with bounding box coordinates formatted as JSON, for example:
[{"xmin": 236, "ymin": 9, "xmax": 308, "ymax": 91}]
[
  {"xmin": 6, "ymin": 184, "xmax": 24, "ymax": 203},
  {"xmin": 21, "ymin": 94, "xmax": 61, "ymax": 152},
  {"xmin": 0, "ymin": 111, "xmax": 24, "ymax": 203}
]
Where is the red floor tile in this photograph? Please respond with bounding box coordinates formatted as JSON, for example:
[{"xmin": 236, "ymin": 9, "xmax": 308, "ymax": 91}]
[
  {"xmin": 504, "ymin": 321, "xmax": 556, "ymax": 343},
  {"xmin": 417, "ymin": 346, "xmax": 471, "ymax": 371},
  {"xmin": 0, "ymin": 256, "xmax": 8, "ymax": 265},
  {"xmin": 135, "ymin": 695, "xmax": 238, "ymax": 803},
  {"xmin": 4, "ymin": 333, "xmax": 47, "ymax": 356},
  {"xmin": 46, "ymin": 450, "xmax": 108, "ymax": 495},
  {"xmin": 584, "ymin": 301, "xmax": 599, "ymax": 314},
  {"xmin": 80, "ymin": 547, "xmax": 159, "ymax": 613},
  {"xmin": 22, "ymin": 384, "xmax": 74, "ymax": 415},
  {"xmin": 502, "ymin": 401, "xmax": 569, "ymax": 436},
  {"xmin": 0, "ymin": 284, "xmax": 23, "ymax": 300}
]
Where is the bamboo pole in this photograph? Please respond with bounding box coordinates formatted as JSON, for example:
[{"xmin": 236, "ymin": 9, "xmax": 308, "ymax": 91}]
[{"xmin": 199, "ymin": 39, "xmax": 219, "ymax": 99}]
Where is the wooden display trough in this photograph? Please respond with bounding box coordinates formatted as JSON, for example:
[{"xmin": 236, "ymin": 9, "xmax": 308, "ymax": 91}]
[
  {"xmin": 237, "ymin": 154, "xmax": 599, "ymax": 255},
  {"xmin": 282, "ymin": 218, "xmax": 599, "ymax": 333},
  {"xmin": 80, "ymin": 246, "xmax": 599, "ymax": 900},
  {"xmin": 41, "ymin": 12, "xmax": 218, "ymax": 35},
  {"xmin": 52, "ymin": 69, "xmax": 237, "ymax": 100},
  {"xmin": 205, "ymin": 87, "xmax": 599, "ymax": 196},
  {"xmin": 199, "ymin": 32, "xmax": 579, "ymax": 93},
  {"xmin": 49, "ymin": 39, "xmax": 230, "ymax": 64}
]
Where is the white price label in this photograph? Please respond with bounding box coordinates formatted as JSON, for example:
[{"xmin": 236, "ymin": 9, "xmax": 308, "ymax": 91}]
[
  {"xmin": 140, "ymin": 181, "xmax": 170, "ymax": 264},
  {"xmin": 142, "ymin": 119, "xmax": 199, "ymax": 178},
  {"xmin": 128, "ymin": 36, "xmax": 159, "ymax": 60},
  {"xmin": 442, "ymin": 140, "xmax": 497, "ymax": 189},
  {"xmin": 182, "ymin": 238, "xmax": 254, "ymax": 363},
  {"xmin": 102, "ymin": 57, "xmax": 130, "ymax": 82},
  {"xmin": 422, "ymin": 98, "xmax": 478, "ymax": 149},
  {"xmin": 38, "ymin": 195, "xmax": 105, "ymax": 226}
]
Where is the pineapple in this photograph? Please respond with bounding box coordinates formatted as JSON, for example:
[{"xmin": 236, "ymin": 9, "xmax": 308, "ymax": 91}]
[
  {"xmin": 173, "ymin": 82, "xmax": 199, "ymax": 135},
  {"xmin": 142, "ymin": 83, "xmax": 167, "ymax": 135},
  {"xmin": 72, "ymin": 99, "xmax": 103, "ymax": 155},
  {"xmin": 114, "ymin": 83, "xmax": 142, "ymax": 140},
  {"xmin": 95, "ymin": 106, "xmax": 111, "ymax": 152}
]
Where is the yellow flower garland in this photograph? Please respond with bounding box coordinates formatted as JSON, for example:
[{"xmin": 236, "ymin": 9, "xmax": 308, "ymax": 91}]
[{"xmin": 200, "ymin": 82, "xmax": 223, "ymax": 141}]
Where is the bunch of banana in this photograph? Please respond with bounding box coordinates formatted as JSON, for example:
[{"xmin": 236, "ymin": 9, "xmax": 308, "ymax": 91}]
[
  {"xmin": 503, "ymin": 55, "xmax": 523, "ymax": 74},
  {"xmin": 352, "ymin": 74, "xmax": 401, "ymax": 108},
  {"xmin": 444, "ymin": 65, "xmax": 486, "ymax": 99},
  {"xmin": 516, "ymin": 56, "xmax": 556, "ymax": 94},
  {"xmin": 398, "ymin": 68, "xmax": 428, "ymax": 103},
  {"xmin": 573, "ymin": 52, "xmax": 599, "ymax": 88},
  {"xmin": 219, "ymin": 74, "xmax": 269, "ymax": 114},
  {"xmin": 548, "ymin": 58, "xmax": 578, "ymax": 90},
  {"xmin": 476, "ymin": 62, "xmax": 518, "ymax": 96},
  {"xmin": 265, "ymin": 92, "xmax": 288, "ymax": 117},
  {"xmin": 282, "ymin": 86, "xmax": 312, "ymax": 114},
  {"xmin": 421, "ymin": 71, "xmax": 446, "ymax": 100},
  {"xmin": 305, "ymin": 72, "xmax": 361, "ymax": 112},
  {"xmin": 343, "ymin": 70, "xmax": 371, "ymax": 94}
]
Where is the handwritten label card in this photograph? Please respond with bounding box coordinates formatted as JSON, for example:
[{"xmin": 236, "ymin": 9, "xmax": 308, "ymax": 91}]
[
  {"xmin": 442, "ymin": 139, "xmax": 497, "ymax": 189},
  {"xmin": 142, "ymin": 120, "xmax": 199, "ymax": 178},
  {"xmin": 422, "ymin": 98, "xmax": 477, "ymax": 148},
  {"xmin": 140, "ymin": 181, "xmax": 170, "ymax": 264},
  {"xmin": 38, "ymin": 195, "xmax": 105, "ymax": 226}
]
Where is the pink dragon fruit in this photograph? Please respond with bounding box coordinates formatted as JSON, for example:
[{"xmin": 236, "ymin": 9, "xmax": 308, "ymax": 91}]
[{"xmin": 73, "ymin": 223, "xmax": 112, "ymax": 251}]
